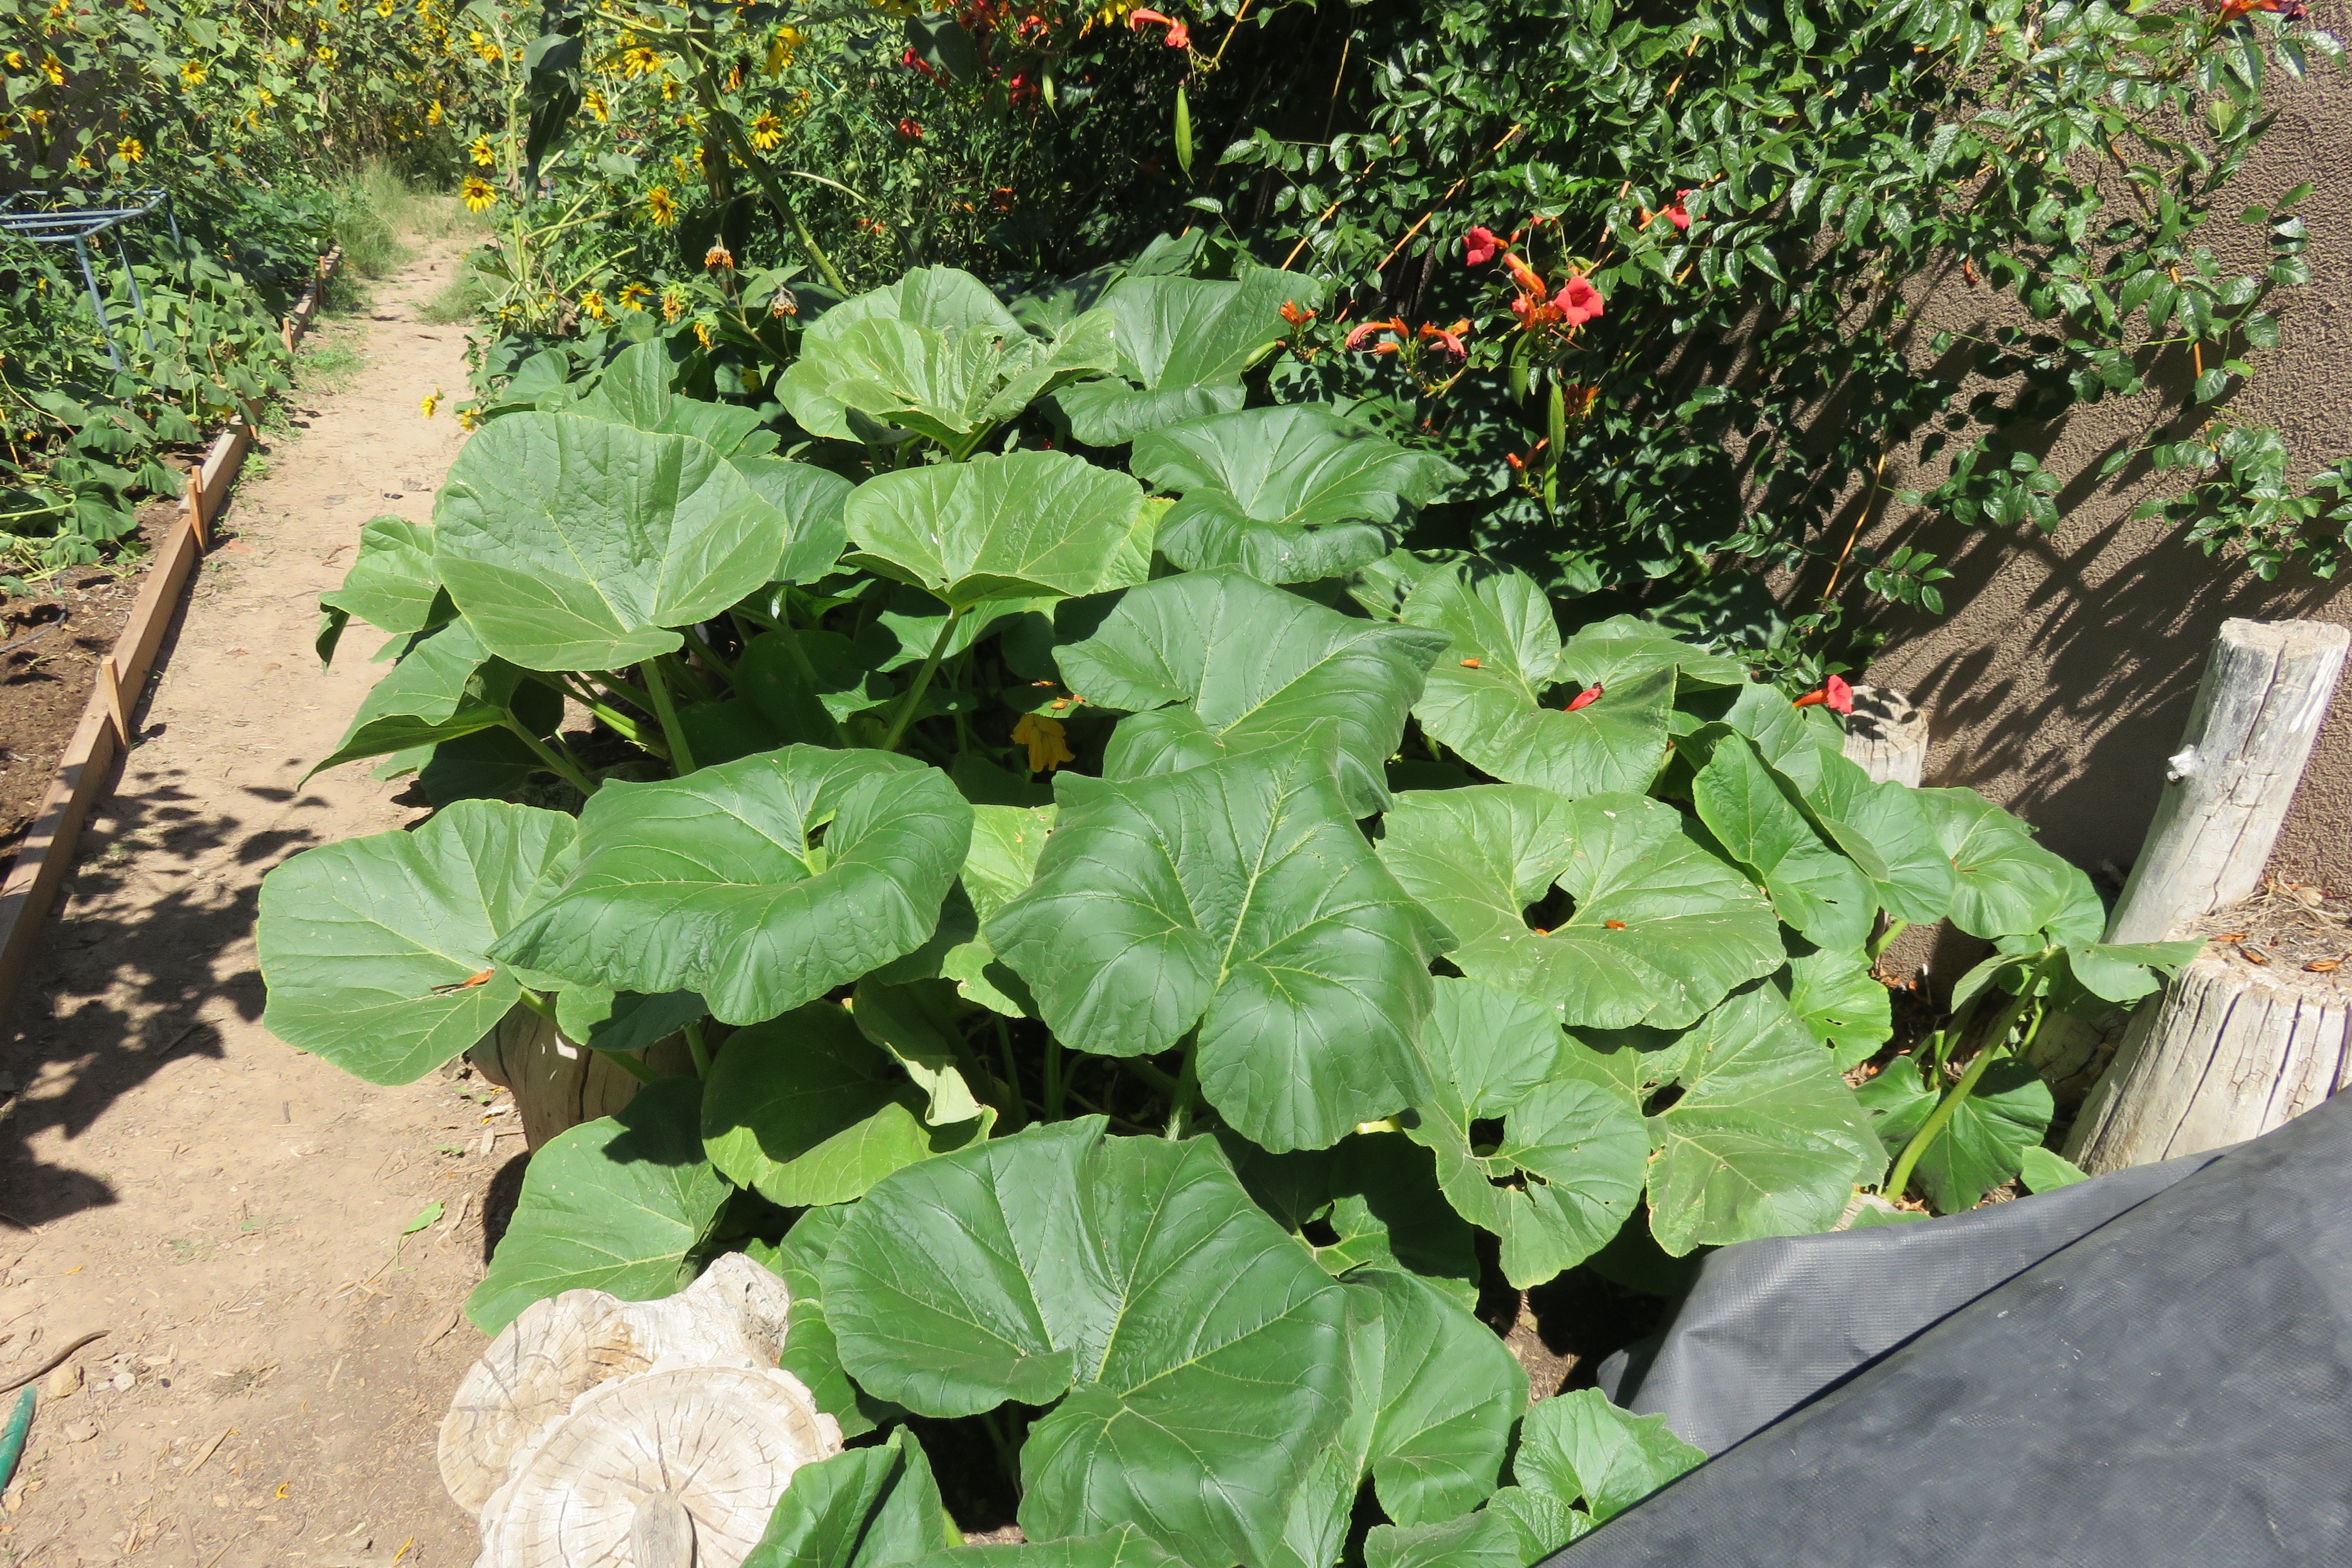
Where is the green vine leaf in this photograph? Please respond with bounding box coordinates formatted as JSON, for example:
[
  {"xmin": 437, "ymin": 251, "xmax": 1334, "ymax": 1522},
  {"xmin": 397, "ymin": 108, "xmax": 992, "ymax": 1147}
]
[
  {"xmin": 844, "ymin": 450, "xmax": 1149, "ymax": 609},
  {"xmin": 492, "ymin": 746, "xmax": 973, "ymax": 1026},
  {"xmin": 257, "ymin": 799, "xmax": 576, "ymax": 1084},
  {"xmin": 1403, "ymin": 565, "xmax": 1675, "ymax": 798},
  {"xmin": 1134, "ymin": 406, "xmax": 1462, "ymax": 584},
  {"xmin": 1056, "ymin": 566, "xmax": 1448, "ymax": 817},
  {"xmin": 1399, "ymin": 978, "xmax": 1649, "ymax": 1289},
  {"xmin": 1645, "ymin": 985, "xmax": 1880, "ymax": 1255},
  {"xmin": 465, "ymin": 1078, "xmax": 728, "ymax": 1334},
  {"xmin": 989, "ymin": 723, "xmax": 1448, "ymax": 1152},
  {"xmin": 823, "ymin": 1119, "xmax": 1355, "ymax": 1568},
  {"xmin": 432, "ymin": 412, "xmax": 792, "ymax": 671},
  {"xmin": 1377, "ymin": 785, "xmax": 1782, "ymax": 1032}
]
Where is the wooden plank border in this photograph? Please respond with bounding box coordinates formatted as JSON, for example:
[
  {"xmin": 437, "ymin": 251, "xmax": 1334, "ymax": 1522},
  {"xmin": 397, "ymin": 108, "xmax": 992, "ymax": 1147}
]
[{"xmin": 0, "ymin": 246, "xmax": 344, "ymax": 1023}]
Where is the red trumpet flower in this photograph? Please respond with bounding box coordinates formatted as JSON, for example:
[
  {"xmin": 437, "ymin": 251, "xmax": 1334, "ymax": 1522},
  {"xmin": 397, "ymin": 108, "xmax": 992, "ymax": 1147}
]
[
  {"xmin": 1128, "ymin": 7, "xmax": 1190, "ymax": 46},
  {"xmin": 1566, "ymin": 683, "xmax": 1604, "ymax": 712},
  {"xmin": 1793, "ymin": 674, "xmax": 1855, "ymax": 715},
  {"xmin": 1463, "ymin": 225, "xmax": 1502, "ymax": 266}
]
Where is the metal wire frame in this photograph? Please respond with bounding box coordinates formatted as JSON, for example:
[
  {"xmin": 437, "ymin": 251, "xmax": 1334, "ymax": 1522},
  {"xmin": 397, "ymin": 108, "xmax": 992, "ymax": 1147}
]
[{"xmin": 0, "ymin": 188, "xmax": 185, "ymax": 373}]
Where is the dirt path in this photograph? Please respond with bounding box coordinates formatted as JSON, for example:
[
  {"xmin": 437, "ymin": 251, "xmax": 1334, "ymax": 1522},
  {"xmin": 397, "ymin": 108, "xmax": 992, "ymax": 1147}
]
[{"xmin": 0, "ymin": 239, "xmax": 501, "ymax": 1568}]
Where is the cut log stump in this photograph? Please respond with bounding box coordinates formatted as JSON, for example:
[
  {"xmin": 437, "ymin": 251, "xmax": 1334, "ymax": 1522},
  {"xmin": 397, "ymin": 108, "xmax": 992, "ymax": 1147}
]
[
  {"xmin": 1841, "ymin": 684, "xmax": 1928, "ymax": 787},
  {"xmin": 467, "ymin": 1008, "xmax": 691, "ymax": 1149},
  {"xmin": 2068, "ymin": 934, "xmax": 2351, "ymax": 1173}
]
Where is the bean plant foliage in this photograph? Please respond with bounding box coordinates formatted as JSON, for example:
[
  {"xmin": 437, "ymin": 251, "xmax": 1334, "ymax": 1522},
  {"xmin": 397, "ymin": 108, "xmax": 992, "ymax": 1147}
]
[{"xmin": 258, "ymin": 263, "xmax": 2192, "ymax": 1564}]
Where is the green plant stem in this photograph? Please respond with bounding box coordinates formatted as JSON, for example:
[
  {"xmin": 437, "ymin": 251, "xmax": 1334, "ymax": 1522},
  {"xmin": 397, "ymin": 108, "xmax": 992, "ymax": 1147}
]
[
  {"xmin": 879, "ymin": 607, "xmax": 964, "ymax": 753},
  {"xmin": 516, "ymin": 987, "xmax": 559, "ymax": 1022},
  {"xmin": 598, "ymin": 1048, "xmax": 660, "ymax": 1084},
  {"xmin": 1044, "ymin": 1036, "xmax": 1066, "ymax": 1119},
  {"xmin": 683, "ymin": 1021, "xmax": 713, "ymax": 1079},
  {"xmin": 1163, "ymin": 1036, "xmax": 1201, "ymax": 1140},
  {"xmin": 1883, "ymin": 954, "xmax": 2052, "ymax": 1201},
  {"xmin": 502, "ymin": 717, "xmax": 598, "ymax": 796},
  {"xmin": 1869, "ymin": 918, "xmax": 1910, "ymax": 961},
  {"xmin": 768, "ymin": 616, "xmax": 846, "ymax": 745},
  {"xmin": 993, "ymin": 1017, "xmax": 1026, "ymax": 1133},
  {"xmin": 640, "ymin": 658, "xmax": 699, "ymax": 774},
  {"xmin": 704, "ymin": 97, "xmax": 852, "ymax": 293}
]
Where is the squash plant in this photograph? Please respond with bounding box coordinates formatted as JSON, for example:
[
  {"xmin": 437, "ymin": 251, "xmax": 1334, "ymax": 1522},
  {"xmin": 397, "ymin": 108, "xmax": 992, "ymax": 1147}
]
[{"xmin": 257, "ymin": 264, "xmax": 2193, "ymax": 1564}]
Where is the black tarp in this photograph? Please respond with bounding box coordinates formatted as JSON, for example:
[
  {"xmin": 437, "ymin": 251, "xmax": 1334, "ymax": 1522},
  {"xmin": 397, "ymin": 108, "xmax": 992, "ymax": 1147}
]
[{"xmin": 1562, "ymin": 1092, "xmax": 2352, "ymax": 1566}]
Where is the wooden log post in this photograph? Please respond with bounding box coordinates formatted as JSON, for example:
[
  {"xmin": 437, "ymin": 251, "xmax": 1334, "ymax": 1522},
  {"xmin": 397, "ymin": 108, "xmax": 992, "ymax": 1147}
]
[
  {"xmin": 2103, "ymin": 618, "xmax": 2349, "ymax": 945},
  {"xmin": 1841, "ymin": 684, "xmax": 1929, "ymax": 787},
  {"xmin": 2065, "ymin": 617, "xmax": 2352, "ymax": 1172},
  {"xmin": 465, "ymin": 1008, "xmax": 691, "ymax": 1149}
]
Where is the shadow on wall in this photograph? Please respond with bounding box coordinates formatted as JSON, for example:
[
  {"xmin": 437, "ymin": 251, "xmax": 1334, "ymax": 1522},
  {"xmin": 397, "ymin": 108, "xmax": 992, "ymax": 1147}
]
[{"xmin": 1824, "ymin": 62, "xmax": 2352, "ymax": 893}]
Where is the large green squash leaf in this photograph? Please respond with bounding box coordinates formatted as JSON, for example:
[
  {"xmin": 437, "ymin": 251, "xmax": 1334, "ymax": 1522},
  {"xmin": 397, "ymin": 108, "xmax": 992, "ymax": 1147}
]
[
  {"xmin": 1349, "ymin": 1267, "xmax": 1528, "ymax": 1528},
  {"xmin": 702, "ymin": 1002, "xmax": 979, "ymax": 1206},
  {"xmin": 1402, "ymin": 565, "xmax": 1675, "ymax": 798},
  {"xmin": 845, "ymin": 450, "xmax": 1148, "ymax": 610},
  {"xmin": 1688, "ymin": 729, "xmax": 1876, "ymax": 952},
  {"xmin": 1645, "ymin": 985, "xmax": 1879, "ymax": 1255},
  {"xmin": 1785, "ymin": 949, "xmax": 1894, "ymax": 1069},
  {"xmin": 308, "ymin": 619, "xmax": 523, "ymax": 776},
  {"xmin": 1377, "ymin": 786, "xmax": 1782, "ymax": 1032},
  {"xmin": 1054, "ymin": 271, "xmax": 1302, "ymax": 446},
  {"xmin": 734, "ymin": 454, "xmax": 854, "ymax": 583},
  {"xmin": 755, "ymin": 1207, "xmax": 903, "ymax": 1440},
  {"xmin": 1915, "ymin": 788, "xmax": 2086, "ymax": 940},
  {"xmin": 809, "ymin": 265, "xmax": 1027, "ymax": 344},
  {"xmin": 465, "ymin": 1078, "xmax": 729, "ymax": 1334},
  {"xmin": 1401, "ymin": 978, "xmax": 1649, "ymax": 1288},
  {"xmin": 317, "ymin": 514, "xmax": 450, "ymax": 665},
  {"xmin": 1055, "ymin": 567, "xmax": 1448, "ymax": 817},
  {"xmin": 1512, "ymin": 1388, "xmax": 1703, "ymax": 1523},
  {"xmin": 1134, "ymin": 407, "xmax": 1461, "ymax": 584},
  {"xmin": 1859, "ymin": 1052, "xmax": 2053, "ymax": 1211},
  {"xmin": 258, "ymin": 799, "xmax": 576, "ymax": 1084},
  {"xmin": 781, "ymin": 310, "xmax": 1115, "ymax": 448},
  {"xmin": 1555, "ymin": 614, "xmax": 1749, "ymax": 690},
  {"xmin": 569, "ymin": 338, "xmax": 776, "ymax": 455},
  {"xmin": 823, "ymin": 1119, "xmax": 1354, "ymax": 1568},
  {"xmin": 433, "ymin": 411, "xmax": 786, "ymax": 671},
  {"xmin": 988, "ymin": 724, "xmax": 1447, "ymax": 1152},
  {"xmin": 742, "ymin": 1425, "xmax": 954, "ymax": 1568},
  {"xmin": 492, "ymin": 746, "xmax": 972, "ymax": 1025}
]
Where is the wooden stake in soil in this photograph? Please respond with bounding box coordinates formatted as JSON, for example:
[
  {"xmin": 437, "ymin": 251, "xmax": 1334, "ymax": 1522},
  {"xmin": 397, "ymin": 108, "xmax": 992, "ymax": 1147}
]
[
  {"xmin": 95, "ymin": 657, "xmax": 127, "ymax": 745},
  {"xmin": 2103, "ymin": 618, "xmax": 2349, "ymax": 945}
]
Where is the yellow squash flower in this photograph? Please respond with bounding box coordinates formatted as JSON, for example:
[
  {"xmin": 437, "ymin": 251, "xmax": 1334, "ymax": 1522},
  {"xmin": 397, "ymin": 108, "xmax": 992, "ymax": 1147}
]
[
  {"xmin": 460, "ymin": 175, "xmax": 498, "ymax": 212},
  {"xmin": 1012, "ymin": 713, "xmax": 1076, "ymax": 774},
  {"xmin": 645, "ymin": 185, "xmax": 677, "ymax": 226}
]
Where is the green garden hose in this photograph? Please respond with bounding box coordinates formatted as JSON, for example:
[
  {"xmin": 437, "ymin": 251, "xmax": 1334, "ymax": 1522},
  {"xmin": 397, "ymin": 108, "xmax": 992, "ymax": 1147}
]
[{"xmin": 0, "ymin": 1384, "xmax": 36, "ymax": 1499}]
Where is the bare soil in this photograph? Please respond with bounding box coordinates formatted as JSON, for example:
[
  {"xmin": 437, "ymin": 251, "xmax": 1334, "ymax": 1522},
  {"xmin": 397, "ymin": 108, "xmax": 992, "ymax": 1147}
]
[
  {"xmin": 0, "ymin": 237, "xmax": 499, "ymax": 1568},
  {"xmin": 0, "ymin": 517, "xmax": 177, "ymax": 872}
]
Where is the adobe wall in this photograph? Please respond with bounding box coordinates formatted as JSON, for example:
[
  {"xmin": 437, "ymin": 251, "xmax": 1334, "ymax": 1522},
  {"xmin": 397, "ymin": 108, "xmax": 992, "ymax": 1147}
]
[{"xmin": 1835, "ymin": 60, "xmax": 2352, "ymax": 902}]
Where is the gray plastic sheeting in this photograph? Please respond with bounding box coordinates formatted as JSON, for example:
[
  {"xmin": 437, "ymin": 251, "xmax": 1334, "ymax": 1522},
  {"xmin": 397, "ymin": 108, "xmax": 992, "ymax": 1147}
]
[{"xmin": 1559, "ymin": 1093, "xmax": 2352, "ymax": 1566}]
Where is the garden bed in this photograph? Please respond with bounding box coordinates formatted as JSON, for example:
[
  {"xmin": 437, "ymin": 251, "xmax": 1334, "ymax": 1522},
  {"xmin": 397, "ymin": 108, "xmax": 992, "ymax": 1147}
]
[{"xmin": 0, "ymin": 497, "xmax": 181, "ymax": 880}]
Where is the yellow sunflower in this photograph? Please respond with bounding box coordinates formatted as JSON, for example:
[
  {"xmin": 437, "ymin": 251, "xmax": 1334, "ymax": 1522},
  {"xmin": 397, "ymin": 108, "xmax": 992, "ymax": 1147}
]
[
  {"xmin": 619, "ymin": 283, "xmax": 652, "ymax": 311},
  {"xmin": 460, "ymin": 175, "xmax": 498, "ymax": 212},
  {"xmin": 579, "ymin": 290, "xmax": 607, "ymax": 321},
  {"xmin": 645, "ymin": 185, "xmax": 677, "ymax": 226},
  {"xmin": 117, "ymin": 136, "xmax": 144, "ymax": 163},
  {"xmin": 747, "ymin": 110, "xmax": 785, "ymax": 152},
  {"xmin": 469, "ymin": 135, "xmax": 494, "ymax": 166}
]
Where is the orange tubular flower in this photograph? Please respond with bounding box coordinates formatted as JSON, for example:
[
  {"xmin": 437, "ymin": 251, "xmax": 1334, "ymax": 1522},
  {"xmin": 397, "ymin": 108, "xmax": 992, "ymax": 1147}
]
[
  {"xmin": 1128, "ymin": 7, "xmax": 1191, "ymax": 46},
  {"xmin": 1566, "ymin": 683, "xmax": 1604, "ymax": 712},
  {"xmin": 1417, "ymin": 321, "xmax": 1469, "ymax": 358},
  {"xmin": 1344, "ymin": 317, "xmax": 1407, "ymax": 351},
  {"xmin": 1793, "ymin": 674, "xmax": 1855, "ymax": 714},
  {"xmin": 1279, "ymin": 299, "xmax": 1315, "ymax": 327},
  {"xmin": 1462, "ymin": 225, "xmax": 1501, "ymax": 266}
]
